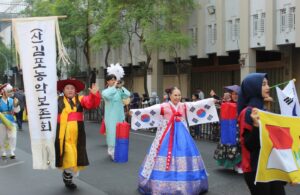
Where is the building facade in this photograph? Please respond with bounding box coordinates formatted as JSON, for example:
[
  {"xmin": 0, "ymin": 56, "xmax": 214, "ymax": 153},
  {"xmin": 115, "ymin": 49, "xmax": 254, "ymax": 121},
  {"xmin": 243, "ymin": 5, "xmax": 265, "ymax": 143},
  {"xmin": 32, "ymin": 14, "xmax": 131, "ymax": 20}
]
[
  {"xmin": 89, "ymin": 0, "xmax": 300, "ymax": 103},
  {"xmin": 1, "ymin": 0, "xmax": 300, "ymax": 105}
]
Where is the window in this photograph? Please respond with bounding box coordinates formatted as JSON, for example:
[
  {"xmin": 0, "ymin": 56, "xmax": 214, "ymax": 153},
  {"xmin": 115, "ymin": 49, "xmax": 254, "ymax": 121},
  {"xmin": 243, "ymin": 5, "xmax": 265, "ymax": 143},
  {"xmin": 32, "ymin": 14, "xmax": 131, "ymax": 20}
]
[
  {"xmin": 288, "ymin": 7, "xmax": 295, "ymax": 31},
  {"xmin": 259, "ymin": 13, "xmax": 265, "ymax": 36},
  {"xmin": 208, "ymin": 23, "xmax": 216, "ymax": 45},
  {"xmin": 253, "ymin": 14, "xmax": 259, "ymax": 36},
  {"xmin": 234, "ymin": 18, "xmax": 240, "ymax": 41},
  {"xmin": 280, "ymin": 8, "xmax": 287, "ymax": 33},
  {"xmin": 280, "ymin": 6, "xmax": 295, "ymax": 33},
  {"xmin": 213, "ymin": 24, "xmax": 217, "ymax": 44},
  {"xmin": 253, "ymin": 13, "xmax": 265, "ymax": 37},
  {"xmin": 227, "ymin": 18, "xmax": 240, "ymax": 42},
  {"xmin": 190, "ymin": 27, "xmax": 198, "ymax": 47},
  {"xmin": 227, "ymin": 20, "xmax": 233, "ymax": 40}
]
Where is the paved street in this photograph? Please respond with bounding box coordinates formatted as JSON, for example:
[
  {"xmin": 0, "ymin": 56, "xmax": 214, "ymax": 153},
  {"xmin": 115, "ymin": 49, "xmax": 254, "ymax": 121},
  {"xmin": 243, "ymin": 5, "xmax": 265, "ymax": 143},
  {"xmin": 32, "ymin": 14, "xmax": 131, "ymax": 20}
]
[{"xmin": 0, "ymin": 121, "xmax": 300, "ymax": 195}]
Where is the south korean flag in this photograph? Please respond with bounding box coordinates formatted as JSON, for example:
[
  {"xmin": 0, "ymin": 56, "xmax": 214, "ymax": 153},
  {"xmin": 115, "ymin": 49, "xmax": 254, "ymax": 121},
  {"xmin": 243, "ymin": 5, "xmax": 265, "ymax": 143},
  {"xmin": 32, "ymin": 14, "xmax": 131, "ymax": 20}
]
[
  {"xmin": 185, "ymin": 98, "xmax": 219, "ymax": 126},
  {"xmin": 130, "ymin": 104, "xmax": 162, "ymax": 130},
  {"xmin": 276, "ymin": 80, "xmax": 300, "ymax": 116}
]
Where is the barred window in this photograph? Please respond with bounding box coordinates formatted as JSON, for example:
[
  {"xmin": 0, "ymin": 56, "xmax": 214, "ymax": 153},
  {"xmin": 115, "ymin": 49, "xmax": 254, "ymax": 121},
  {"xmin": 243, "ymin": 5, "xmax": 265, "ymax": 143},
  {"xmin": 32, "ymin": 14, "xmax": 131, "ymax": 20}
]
[
  {"xmin": 190, "ymin": 27, "xmax": 198, "ymax": 47},
  {"xmin": 227, "ymin": 20, "xmax": 233, "ymax": 40},
  {"xmin": 259, "ymin": 13, "xmax": 265, "ymax": 35},
  {"xmin": 208, "ymin": 24, "xmax": 217, "ymax": 45},
  {"xmin": 234, "ymin": 18, "xmax": 240, "ymax": 41},
  {"xmin": 280, "ymin": 8, "xmax": 287, "ymax": 33},
  {"xmin": 253, "ymin": 13, "xmax": 265, "ymax": 37},
  {"xmin": 288, "ymin": 7, "xmax": 295, "ymax": 31},
  {"xmin": 253, "ymin": 14, "xmax": 259, "ymax": 36},
  {"xmin": 213, "ymin": 24, "xmax": 217, "ymax": 44}
]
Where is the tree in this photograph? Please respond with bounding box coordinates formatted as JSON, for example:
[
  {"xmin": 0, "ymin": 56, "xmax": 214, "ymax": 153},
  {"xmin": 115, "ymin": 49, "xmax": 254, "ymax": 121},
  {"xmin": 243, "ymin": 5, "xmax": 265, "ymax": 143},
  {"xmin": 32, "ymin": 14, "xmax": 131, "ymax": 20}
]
[
  {"xmin": 96, "ymin": 0, "xmax": 195, "ymax": 96},
  {"xmin": 90, "ymin": 0, "xmax": 126, "ymax": 67},
  {"xmin": 23, "ymin": 0, "xmax": 99, "ymax": 80},
  {"xmin": 0, "ymin": 38, "xmax": 13, "ymax": 83}
]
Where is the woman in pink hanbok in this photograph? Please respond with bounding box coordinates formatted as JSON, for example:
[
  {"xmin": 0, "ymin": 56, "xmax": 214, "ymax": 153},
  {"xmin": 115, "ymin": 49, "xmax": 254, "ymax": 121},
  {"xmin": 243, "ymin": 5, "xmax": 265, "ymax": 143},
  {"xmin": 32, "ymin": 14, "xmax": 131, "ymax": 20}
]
[{"xmin": 136, "ymin": 87, "xmax": 208, "ymax": 195}]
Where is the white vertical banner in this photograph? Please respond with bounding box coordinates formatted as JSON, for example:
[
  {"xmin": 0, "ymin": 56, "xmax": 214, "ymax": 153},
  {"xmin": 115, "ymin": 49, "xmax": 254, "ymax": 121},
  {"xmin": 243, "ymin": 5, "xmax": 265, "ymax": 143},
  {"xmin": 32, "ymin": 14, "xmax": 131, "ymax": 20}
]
[{"xmin": 12, "ymin": 17, "xmax": 58, "ymax": 169}]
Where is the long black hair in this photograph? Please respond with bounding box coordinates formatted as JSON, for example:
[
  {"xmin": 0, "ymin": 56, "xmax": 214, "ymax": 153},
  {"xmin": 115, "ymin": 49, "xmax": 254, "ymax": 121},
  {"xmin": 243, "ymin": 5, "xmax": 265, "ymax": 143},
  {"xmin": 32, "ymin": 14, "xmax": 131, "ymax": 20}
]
[{"xmin": 105, "ymin": 74, "xmax": 117, "ymax": 82}]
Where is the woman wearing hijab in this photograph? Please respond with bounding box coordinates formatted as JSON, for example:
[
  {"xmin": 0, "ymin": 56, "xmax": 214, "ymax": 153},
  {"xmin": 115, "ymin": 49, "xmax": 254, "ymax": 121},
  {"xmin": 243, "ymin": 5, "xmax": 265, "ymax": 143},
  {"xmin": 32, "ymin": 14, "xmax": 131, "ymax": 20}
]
[{"xmin": 238, "ymin": 73, "xmax": 286, "ymax": 195}]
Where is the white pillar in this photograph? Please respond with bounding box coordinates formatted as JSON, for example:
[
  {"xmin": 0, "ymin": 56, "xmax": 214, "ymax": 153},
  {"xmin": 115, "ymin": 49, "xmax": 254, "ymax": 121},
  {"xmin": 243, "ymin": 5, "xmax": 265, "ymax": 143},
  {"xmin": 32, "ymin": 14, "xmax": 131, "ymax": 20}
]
[
  {"xmin": 296, "ymin": 0, "xmax": 300, "ymax": 47},
  {"xmin": 265, "ymin": 0, "xmax": 278, "ymax": 51},
  {"xmin": 239, "ymin": 0, "xmax": 256, "ymax": 81},
  {"xmin": 216, "ymin": 0, "xmax": 227, "ymax": 56},
  {"xmin": 150, "ymin": 52, "xmax": 163, "ymax": 99}
]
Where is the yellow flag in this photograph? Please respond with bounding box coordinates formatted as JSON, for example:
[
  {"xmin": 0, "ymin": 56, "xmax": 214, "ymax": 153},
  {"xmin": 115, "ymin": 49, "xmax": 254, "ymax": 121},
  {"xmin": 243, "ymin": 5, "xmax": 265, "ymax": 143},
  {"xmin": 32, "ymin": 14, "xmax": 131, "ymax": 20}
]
[
  {"xmin": 0, "ymin": 112, "xmax": 14, "ymax": 131},
  {"xmin": 256, "ymin": 110, "xmax": 300, "ymax": 183}
]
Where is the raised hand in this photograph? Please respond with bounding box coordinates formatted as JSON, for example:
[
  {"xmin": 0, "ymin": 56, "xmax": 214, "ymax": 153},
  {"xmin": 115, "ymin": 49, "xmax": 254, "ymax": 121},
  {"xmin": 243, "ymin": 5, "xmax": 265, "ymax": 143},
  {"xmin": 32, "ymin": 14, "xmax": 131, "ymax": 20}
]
[{"xmin": 89, "ymin": 83, "xmax": 99, "ymax": 95}]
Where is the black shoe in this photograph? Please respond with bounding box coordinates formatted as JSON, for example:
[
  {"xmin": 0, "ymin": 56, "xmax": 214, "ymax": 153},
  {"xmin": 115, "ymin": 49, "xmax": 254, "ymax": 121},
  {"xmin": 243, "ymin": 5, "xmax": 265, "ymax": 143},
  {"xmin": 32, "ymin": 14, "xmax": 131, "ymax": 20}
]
[
  {"xmin": 10, "ymin": 155, "xmax": 16, "ymax": 159},
  {"xmin": 65, "ymin": 182, "xmax": 77, "ymax": 190},
  {"xmin": 63, "ymin": 171, "xmax": 77, "ymax": 190}
]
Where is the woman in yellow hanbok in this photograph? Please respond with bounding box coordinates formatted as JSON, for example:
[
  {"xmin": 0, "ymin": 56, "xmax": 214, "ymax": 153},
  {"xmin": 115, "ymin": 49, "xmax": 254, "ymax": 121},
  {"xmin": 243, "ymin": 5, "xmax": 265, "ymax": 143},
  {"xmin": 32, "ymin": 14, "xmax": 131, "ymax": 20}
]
[{"xmin": 55, "ymin": 79, "xmax": 100, "ymax": 190}]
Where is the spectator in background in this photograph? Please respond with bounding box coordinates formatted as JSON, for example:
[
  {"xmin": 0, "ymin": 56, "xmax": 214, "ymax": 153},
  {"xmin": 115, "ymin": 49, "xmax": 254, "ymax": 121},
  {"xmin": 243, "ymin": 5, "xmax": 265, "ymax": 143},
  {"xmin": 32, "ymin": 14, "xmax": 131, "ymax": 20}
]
[
  {"xmin": 141, "ymin": 94, "xmax": 149, "ymax": 108},
  {"xmin": 130, "ymin": 92, "xmax": 141, "ymax": 109},
  {"xmin": 197, "ymin": 89, "xmax": 205, "ymax": 100},
  {"xmin": 191, "ymin": 93, "xmax": 199, "ymax": 101},
  {"xmin": 13, "ymin": 88, "xmax": 26, "ymax": 130},
  {"xmin": 210, "ymin": 89, "xmax": 221, "ymax": 101},
  {"xmin": 3, "ymin": 74, "xmax": 8, "ymax": 83},
  {"xmin": 149, "ymin": 91, "xmax": 160, "ymax": 106}
]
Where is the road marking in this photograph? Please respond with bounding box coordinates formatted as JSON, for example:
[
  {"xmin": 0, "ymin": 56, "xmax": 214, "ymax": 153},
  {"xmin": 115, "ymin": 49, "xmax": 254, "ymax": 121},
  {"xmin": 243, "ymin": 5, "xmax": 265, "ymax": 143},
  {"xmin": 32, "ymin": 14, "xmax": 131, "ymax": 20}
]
[
  {"xmin": 0, "ymin": 161, "xmax": 24, "ymax": 168},
  {"xmin": 131, "ymin": 131, "xmax": 155, "ymax": 138}
]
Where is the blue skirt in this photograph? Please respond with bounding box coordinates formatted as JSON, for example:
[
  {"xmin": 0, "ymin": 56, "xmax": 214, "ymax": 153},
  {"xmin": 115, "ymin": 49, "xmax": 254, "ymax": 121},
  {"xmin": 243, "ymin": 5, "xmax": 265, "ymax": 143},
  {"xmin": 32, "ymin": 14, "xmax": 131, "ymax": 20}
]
[{"xmin": 138, "ymin": 121, "xmax": 208, "ymax": 194}]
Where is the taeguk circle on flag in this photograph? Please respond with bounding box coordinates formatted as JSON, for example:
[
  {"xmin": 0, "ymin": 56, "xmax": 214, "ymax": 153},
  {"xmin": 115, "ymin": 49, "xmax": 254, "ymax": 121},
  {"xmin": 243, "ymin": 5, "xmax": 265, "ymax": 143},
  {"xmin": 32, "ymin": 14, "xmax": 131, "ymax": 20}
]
[
  {"xmin": 141, "ymin": 114, "xmax": 151, "ymax": 122},
  {"xmin": 196, "ymin": 108, "xmax": 206, "ymax": 118}
]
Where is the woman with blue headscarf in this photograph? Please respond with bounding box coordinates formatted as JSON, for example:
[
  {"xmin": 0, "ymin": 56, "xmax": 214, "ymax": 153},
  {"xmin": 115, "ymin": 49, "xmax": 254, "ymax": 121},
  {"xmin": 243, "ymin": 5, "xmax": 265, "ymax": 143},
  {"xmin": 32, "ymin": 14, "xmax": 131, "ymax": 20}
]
[{"xmin": 238, "ymin": 73, "xmax": 286, "ymax": 195}]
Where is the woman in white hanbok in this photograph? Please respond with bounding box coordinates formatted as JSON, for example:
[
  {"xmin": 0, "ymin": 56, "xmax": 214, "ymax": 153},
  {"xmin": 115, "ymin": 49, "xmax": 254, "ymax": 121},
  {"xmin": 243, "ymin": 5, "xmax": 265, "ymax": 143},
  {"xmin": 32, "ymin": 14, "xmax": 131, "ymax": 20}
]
[{"xmin": 135, "ymin": 87, "xmax": 209, "ymax": 195}]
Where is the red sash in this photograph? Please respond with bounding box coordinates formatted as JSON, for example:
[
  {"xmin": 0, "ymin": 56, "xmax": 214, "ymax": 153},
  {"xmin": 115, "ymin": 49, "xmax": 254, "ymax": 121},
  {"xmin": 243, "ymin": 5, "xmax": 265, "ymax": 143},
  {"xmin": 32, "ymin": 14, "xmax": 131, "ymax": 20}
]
[
  {"xmin": 156, "ymin": 104, "xmax": 182, "ymax": 170},
  {"xmin": 57, "ymin": 112, "xmax": 83, "ymax": 123}
]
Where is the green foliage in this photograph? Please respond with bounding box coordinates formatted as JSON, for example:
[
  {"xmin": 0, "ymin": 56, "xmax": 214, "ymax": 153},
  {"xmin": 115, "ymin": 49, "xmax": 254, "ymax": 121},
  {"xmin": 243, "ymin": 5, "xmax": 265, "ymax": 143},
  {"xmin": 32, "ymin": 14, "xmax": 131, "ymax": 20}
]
[
  {"xmin": 91, "ymin": 0, "xmax": 195, "ymax": 56},
  {"xmin": 68, "ymin": 63, "xmax": 81, "ymax": 77},
  {"xmin": 23, "ymin": 0, "xmax": 88, "ymax": 49},
  {"xmin": 0, "ymin": 39, "xmax": 13, "ymax": 80},
  {"xmin": 120, "ymin": 0, "xmax": 195, "ymax": 56},
  {"xmin": 90, "ymin": 0, "xmax": 125, "ymax": 49},
  {"xmin": 22, "ymin": 0, "xmax": 196, "ymax": 63},
  {"xmin": 22, "ymin": 0, "xmax": 96, "ymax": 76}
]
